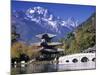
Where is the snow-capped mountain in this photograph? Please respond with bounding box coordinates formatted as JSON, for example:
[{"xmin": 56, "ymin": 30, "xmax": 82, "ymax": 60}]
[{"xmin": 11, "ymin": 6, "xmax": 78, "ymax": 43}]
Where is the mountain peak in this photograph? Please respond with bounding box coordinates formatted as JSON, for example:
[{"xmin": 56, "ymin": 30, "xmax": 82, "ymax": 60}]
[
  {"xmin": 26, "ymin": 6, "xmax": 50, "ymax": 19},
  {"xmin": 29, "ymin": 6, "xmax": 47, "ymax": 14}
]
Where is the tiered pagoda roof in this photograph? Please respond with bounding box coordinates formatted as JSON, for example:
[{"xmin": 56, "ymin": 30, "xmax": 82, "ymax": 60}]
[{"xmin": 33, "ymin": 33, "xmax": 64, "ymax": 54}]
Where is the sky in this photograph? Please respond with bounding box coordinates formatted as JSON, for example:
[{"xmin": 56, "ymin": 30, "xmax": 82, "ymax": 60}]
[{"xmin": 11, "ymin": 0, "xmax": 96, "ymax": 24}]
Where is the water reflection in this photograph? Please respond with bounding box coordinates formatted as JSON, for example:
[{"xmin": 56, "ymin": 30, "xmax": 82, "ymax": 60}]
[
  {"xmin": 11, "ymin": 63, "xmax": 58, "ymax": 74},
  {"xmin": 11, "ymin": 61, "xmax": 95, "ymax": 74}
]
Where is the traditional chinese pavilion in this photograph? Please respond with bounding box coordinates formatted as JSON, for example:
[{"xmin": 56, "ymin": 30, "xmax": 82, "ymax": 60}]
[{"xmin": 33, "ymin": 33, "xmax": 64, "ymax": 61}]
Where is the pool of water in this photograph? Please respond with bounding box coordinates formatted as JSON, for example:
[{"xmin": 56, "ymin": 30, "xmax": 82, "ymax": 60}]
[{"xmin": 11, "ymin": 61, "xmax": 96, "ymax": 74}]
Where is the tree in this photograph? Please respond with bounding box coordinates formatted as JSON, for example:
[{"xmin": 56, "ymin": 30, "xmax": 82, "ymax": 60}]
[{"xmin": 11, "ymin": 25, "xmax": 20, "ymax": 44}]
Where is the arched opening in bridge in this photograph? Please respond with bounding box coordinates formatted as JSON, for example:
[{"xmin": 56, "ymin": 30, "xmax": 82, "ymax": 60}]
[
  {"xmin": 92, "ymin": 58, "xmax": 96, "ymax": 62},
  {"xmin": 81, "ymin": 57, "xmax": 89, "ymax": 63},
  {"xmin": 66, "ymin": 60, "xmax": 69, "ymax": 63},
  {"xmin": 72, "ymin": 58, "xmax": 78, "ymax": 63}
]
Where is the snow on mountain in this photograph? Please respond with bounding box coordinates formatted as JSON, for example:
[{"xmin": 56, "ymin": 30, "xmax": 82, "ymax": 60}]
[
  {"xmin": 11, "ymin": 6, "xmax": 79, "ymax": 43},
  {"xmin": 61, "ymin": 17, "xmax": 78, "ymax": 30}
]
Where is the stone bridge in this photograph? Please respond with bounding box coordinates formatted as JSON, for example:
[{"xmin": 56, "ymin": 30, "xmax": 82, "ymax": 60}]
[{"xmin": 58, "ymin": 53, "xmax": 96, "ymax": 71}]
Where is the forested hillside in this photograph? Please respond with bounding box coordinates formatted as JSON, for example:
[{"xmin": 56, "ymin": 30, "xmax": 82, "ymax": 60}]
[{"xmin": 59, "ymin": 13, "xmax": 96, "ymax": 55}]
